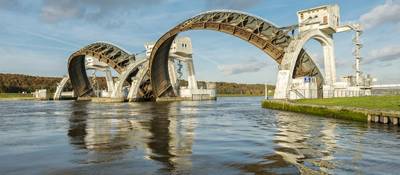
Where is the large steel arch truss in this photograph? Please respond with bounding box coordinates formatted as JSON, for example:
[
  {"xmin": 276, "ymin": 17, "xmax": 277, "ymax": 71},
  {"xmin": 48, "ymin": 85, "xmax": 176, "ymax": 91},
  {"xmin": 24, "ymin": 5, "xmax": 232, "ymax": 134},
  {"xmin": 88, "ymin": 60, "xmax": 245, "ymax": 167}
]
[
  {"xmin": 149, "ymin": 10, "xmax": 323, "ymax": 98},
  {"xmin": 67, "ymin": 42, "xmax": 152, "ymax": 99}
]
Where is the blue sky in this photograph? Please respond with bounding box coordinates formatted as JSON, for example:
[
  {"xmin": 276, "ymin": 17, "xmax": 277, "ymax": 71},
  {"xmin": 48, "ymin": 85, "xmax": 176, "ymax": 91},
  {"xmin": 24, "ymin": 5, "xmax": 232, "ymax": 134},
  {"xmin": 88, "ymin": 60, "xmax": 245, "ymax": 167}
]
[{"xmin": 0, "ymin": 0, "xmax": 399, "ymax": 84}]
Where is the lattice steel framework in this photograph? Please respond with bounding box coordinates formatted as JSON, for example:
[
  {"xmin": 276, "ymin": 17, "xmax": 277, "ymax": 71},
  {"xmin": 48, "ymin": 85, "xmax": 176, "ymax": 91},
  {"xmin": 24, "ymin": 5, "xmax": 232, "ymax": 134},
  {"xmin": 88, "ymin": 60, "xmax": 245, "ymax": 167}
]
[
  {"xmin": 67, "ymin": 42, "xmax": 152, "ymax": 98},
  {"xmin": 149, "ymin": 10, "xmax": 323, "ymax": 98}
]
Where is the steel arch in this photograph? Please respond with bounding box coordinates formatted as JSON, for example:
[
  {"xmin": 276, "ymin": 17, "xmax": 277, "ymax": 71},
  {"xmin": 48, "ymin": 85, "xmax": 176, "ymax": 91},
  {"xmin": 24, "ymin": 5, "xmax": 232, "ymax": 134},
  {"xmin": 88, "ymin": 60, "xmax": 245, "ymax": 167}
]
[
  {"xmin": 149, "ymin": 10, "xmax": 323, "ymax": 98},
  {"xmin": 112, "ymin": 59, "xmax": 152, "ymax": 100},
  {"xmin": 68, "ymin": 42, "xmax": 136, "ymax": 97}
]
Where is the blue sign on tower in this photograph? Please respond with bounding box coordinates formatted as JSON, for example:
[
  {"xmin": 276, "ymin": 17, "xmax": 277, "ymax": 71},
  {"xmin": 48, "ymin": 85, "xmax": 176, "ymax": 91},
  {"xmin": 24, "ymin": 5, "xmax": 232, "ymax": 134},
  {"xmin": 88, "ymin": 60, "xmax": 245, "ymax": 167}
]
[{"xmin": 304, "ymin": 76, "xmax": 311, "ymax": 83}]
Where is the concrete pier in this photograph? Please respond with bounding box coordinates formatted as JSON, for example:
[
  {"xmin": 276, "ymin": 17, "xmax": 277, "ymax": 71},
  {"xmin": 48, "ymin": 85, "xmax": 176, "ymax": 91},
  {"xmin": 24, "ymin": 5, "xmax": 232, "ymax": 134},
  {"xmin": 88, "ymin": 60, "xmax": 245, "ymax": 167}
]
[
  {"xmin": 91, "ymin": 97, "xmax": 125, "ymax": 103},
  {"xmin": 367, "ymin": 111, "xmax": 400, "ymax": 125},
  {"xmin": 156, "ymin": 96, "xmax": 217, "ymax": 102}
]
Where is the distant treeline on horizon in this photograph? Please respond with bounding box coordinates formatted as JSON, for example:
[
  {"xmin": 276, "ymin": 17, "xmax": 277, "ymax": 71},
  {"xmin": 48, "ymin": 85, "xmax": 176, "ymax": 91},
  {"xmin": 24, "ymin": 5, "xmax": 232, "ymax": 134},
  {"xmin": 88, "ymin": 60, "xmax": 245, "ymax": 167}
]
[{"xmin": 0, "ymin": 73, "xmax": 274, "ymax": 96}]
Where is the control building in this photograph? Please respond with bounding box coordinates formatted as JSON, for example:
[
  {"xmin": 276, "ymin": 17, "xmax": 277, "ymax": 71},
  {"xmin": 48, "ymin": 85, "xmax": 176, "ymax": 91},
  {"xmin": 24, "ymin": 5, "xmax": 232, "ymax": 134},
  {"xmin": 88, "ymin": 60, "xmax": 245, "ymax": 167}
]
[{"xmin": 277, "ymin": 4, "xmax": 373, "ymax": 99}]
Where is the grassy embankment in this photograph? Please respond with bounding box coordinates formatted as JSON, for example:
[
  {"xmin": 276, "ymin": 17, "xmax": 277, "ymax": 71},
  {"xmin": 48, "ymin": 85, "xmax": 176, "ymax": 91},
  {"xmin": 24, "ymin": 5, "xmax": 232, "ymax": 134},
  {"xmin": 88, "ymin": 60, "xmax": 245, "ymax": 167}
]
[
  {"xmin": 296, "ymin": 96, "xmax": 400, "ymax": 111},
  {"xmin": 262, "ymin": 96, "xmax": 400, "ymax": 122},
  {"xmin": 0, "ymin": 93, "xmax": 33, "ymax": 100}
]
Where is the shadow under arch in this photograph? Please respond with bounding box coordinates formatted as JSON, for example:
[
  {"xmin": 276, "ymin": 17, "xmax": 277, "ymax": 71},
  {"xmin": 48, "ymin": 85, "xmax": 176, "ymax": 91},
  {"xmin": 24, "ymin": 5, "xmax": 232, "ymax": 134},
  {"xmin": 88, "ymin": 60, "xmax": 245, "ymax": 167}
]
[
  {"xmin": 149, "ymin": 10, "xmax": 323, "ymax": 98},
  {"xmin": 68, "ymin": 42, "xmax": 137, "ymax": 97},
  {"xmin": 289, "ymin": 30, "xmax": 336, "ymax": 94}
]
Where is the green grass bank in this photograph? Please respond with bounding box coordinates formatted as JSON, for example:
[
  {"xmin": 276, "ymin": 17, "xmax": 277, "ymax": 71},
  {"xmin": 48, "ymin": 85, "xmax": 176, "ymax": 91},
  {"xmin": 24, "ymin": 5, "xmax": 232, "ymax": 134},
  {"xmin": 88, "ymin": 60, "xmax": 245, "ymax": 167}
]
[
  {"xmin": 0, "ymin": 93, "xmax": 33, "ymax": 100},
  {"xmin": 262, "ymin": 96, "xmax": 400, "ymax": 122},
  {"xmin": 296, "ymin": 96, "xmax": 400, "ymax": 111}
]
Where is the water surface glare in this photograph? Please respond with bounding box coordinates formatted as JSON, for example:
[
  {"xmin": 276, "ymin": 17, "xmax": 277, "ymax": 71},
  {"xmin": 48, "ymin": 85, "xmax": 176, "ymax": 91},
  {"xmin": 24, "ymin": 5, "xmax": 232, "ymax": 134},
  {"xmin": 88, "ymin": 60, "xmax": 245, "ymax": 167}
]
[{"xmin": 1, "ymin": 97, "xmax": 400, "ymax": 175}]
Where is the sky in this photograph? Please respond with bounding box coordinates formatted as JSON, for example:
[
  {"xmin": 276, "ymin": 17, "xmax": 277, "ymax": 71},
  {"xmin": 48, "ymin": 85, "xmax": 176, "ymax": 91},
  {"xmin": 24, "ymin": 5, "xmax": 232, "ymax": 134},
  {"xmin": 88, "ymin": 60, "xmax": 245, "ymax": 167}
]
[{"xmin": 0, "ymin": 0, "xmax": 399, "ymax": 84}]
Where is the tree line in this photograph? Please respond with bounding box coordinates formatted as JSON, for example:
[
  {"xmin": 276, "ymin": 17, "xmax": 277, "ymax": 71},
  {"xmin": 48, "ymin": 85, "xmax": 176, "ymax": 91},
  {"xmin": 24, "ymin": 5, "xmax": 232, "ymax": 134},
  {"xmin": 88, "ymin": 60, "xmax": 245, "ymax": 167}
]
[{"xmin": 0, "ymin": 73, "xmax": 274, "ymax": 95}]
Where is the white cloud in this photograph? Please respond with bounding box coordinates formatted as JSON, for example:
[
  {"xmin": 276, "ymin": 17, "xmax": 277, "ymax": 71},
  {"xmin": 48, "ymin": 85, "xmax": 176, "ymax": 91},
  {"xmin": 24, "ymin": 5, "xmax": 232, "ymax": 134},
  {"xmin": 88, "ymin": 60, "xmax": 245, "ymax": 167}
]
[
  {"xmin": 360, "ymin": 0, "xmax": 400, "ymax": 29},
  {"xmin": 41, "ymin": 0, "xmax": 82, "ymax": 23},
  {"xmin": 40, "ymin": 0, "xmax": 166, "ymax": 25},
  {"xmin": 364, "ymin": 45, "xmax": 400, "ymax": 64},
  {"xmin": 0, "ymin": 0, "xmax": 21, "ymax": 10},
  {"xmin": 203, "ymin": 0, "xmax": 262, "ymax": 10},
  {"xmin": 217, "ymin": 59, "xmax": 267, "ymax": 75}
]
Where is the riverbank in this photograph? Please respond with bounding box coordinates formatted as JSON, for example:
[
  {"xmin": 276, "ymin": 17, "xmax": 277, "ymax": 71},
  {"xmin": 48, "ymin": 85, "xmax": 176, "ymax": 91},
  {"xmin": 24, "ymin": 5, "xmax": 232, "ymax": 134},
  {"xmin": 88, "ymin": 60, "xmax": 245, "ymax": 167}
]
[
  {"xmin": 217, "ymin": 94, "xmax": 264, "ymax": 97},
  {"xmin": 262, "ymin": 96, "xmax": 400, "ymax": 122},
  {"xmin": 296, "ymin": 96, "xmax": 400, "ymax": 111},
  {"xmin": 0, "ymin": 93, "xmax": 34, "ymax": 100},
  {"xmin": 218, "ymin": 92, "xmax": 274, "ymax": 97}
]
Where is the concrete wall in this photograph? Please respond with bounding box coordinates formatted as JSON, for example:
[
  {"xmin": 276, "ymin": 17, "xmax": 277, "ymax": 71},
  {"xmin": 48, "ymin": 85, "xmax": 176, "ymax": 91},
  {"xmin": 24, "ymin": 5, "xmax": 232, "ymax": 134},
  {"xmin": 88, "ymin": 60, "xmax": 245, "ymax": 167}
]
[{"xmin": 179, "ymin": 88, "xmax": 216, "ymax": 98}]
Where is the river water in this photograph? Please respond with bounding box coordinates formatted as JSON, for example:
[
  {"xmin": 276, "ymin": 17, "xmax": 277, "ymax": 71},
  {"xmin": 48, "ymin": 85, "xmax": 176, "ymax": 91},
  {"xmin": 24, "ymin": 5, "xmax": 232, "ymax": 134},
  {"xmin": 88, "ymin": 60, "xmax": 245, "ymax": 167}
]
[{"xmin": 0, "ymin": 97, "xmax": 399, "ymax": 175}]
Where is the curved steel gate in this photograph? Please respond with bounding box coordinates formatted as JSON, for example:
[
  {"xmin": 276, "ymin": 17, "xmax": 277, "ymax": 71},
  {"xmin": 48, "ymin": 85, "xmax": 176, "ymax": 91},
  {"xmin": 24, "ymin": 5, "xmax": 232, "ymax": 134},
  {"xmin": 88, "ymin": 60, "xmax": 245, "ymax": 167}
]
[
  {"xmin": 149, "ymin": 10, "xmax": 323, "ymax": 98},
  {"xmin": 67, "ymin": 42, "xmax": 152, "ymax": 99}
]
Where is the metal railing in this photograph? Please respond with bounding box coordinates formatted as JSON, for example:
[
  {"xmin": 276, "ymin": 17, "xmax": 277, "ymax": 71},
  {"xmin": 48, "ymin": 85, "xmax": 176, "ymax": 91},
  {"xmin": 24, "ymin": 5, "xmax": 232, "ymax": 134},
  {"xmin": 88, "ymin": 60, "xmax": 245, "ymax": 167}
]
[{"xmin": 289, "ymin": 89, "xmax": 372, "ymax": 99}]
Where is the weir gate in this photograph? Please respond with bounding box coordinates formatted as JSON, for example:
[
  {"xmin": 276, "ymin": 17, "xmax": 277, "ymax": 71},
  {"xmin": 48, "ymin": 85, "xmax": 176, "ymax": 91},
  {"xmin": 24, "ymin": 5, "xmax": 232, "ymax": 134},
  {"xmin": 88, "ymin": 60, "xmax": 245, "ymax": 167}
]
[{"xmin": 54, "ymin": 4, "xmax": 373, "ymax": 102}]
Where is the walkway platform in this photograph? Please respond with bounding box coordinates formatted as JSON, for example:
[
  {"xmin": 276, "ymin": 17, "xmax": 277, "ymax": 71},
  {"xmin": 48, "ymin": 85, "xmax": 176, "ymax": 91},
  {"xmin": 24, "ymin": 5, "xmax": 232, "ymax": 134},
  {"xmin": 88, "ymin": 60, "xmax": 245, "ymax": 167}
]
[{"xmin": 157, "ymin": 96, "xmax": 217, "ymax": 102}]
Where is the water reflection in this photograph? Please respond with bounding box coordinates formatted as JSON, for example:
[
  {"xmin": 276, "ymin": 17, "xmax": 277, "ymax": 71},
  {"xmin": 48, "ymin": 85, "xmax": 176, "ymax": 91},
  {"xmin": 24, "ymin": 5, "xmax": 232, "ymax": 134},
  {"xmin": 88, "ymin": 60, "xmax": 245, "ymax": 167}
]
[
  {"xmin": 270, "ymin": 111, "xmax": 370, "ymax": 174},
  {"xmin": 68, "ymin": 101, "xmax": 89, "ymax": 150},
  {"xmin": 2, "ymin": 98, "xmax": 400, "ymax": 174},
  {"xmin": 271, "ymin": 111, "xmax": 338, "ymax": 174},
  {"xmin": 69, "ymin": 102, "xmax": 132, "ymax": 163},
  {"xmin": 67, "ymin": 101, "xmax": 197, "ymax": 173},
  {"xmin": 231, "ymin": 111, "xmax": 343, "ymax": 174},
  {"xmin": 66, "ymin": 100, "xmax": 350, "ymax": 174}
]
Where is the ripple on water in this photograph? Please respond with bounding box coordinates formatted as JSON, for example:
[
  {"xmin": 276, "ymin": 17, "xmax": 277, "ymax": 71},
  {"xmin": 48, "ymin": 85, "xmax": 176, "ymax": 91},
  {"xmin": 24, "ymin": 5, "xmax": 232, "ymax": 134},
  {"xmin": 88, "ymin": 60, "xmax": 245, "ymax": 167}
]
[{"xmin": 0, "ymin": 97, "xmax": 400, "ymax": 175}]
